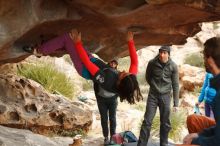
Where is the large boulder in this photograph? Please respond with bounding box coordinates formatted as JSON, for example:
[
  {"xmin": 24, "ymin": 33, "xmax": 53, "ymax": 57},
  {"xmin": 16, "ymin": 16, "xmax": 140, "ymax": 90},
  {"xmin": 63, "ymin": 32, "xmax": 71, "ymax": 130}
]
[
  {"xmin": 1, "ymin": 0, "xmax": 220, "ymax": 63},
  {"xmin": 0, "ymin": 125, "xmax": 73, "ymax": 146},
  {"xmin": 0, "ymin": 125, "xmax": 171, "ymax": 146},
  {"xmin": 0, "ymin": 74, "xmax": 92, "ymax": 135},
  {"xmin": 179, "ymin": 64, "xmax": 205, "ymax": 92}
]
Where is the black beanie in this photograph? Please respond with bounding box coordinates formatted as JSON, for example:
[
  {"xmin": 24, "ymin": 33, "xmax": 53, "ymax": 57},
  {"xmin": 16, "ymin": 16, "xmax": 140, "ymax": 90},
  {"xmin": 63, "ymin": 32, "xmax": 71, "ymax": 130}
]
[{"xmin": 159, "ymin": 46, "xmax": 171, "ymax": 54}]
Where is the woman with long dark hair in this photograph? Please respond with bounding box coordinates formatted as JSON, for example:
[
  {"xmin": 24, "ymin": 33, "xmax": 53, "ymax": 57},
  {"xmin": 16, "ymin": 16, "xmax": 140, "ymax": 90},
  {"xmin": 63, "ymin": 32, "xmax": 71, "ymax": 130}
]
[{"xmin": 23, "ymin": 30, "xmax": 143, "ymax": 145}]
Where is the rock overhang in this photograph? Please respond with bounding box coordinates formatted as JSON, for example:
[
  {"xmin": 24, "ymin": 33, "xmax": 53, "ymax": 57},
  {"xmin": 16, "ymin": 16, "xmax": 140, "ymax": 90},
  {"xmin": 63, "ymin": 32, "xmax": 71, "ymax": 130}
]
[{"xmin": 1, "ymin": 0, "xmax": 220, "ymax": 63}]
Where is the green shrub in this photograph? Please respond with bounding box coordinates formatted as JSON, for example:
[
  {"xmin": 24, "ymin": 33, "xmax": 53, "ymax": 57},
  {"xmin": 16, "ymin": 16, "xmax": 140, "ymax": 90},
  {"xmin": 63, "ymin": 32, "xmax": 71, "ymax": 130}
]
[
  {"xmin": 193, "ymin": 86, "xmax": 202, "ymax": 96},
  {"xmin": 118, "ymin": 57, "xmax": 130, "ymax": 71},
  {"xmin": 47, "ymin": 128, "xmax": 86, "ymax": 137},
  {"xmin": 63, "ymin": 55, "xmax": 73, "ymax": 65},
  {"xmin": 58, "ymin": 129, "xmax": 86, "ymax": 137},
  {"xmin": 133, "ymin": 102, "xmax": 146, "ymax": 111},
  {"xmin": 137, "ymin": 72, "xmax": 147, "ymax": 85},
  {"xmin": 169, "ymin": 110, "xmax": 186, "ymax": 141},
  {"xmin": 17, "ymin": 62, "xmax": 74, "ymax": 99},
  {"xmin": 213, "ymin": 22, "xmax": 219, "ymax": 30},
  {"xmin": 184, "ymin": 53, "xmax": 204, "ymax": 68},
  {"xmin": 82, "ymin": 79, "xmax": 93, "ymax": 91}
]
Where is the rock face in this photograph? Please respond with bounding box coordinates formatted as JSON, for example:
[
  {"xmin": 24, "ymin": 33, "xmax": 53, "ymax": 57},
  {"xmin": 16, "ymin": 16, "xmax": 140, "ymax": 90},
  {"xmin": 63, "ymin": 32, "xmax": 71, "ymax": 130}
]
[
  {"xmin": 0, "ymin": 125, "xmax": 73, "ymax": 146},
  {"xmin": 178, "ymin": 64, "xmax": 206, "ymax": 109},
  {"xmin": 1, "ymin": 0, "xmax": 220, "ymax": 63},
  {"xmin": 179, "ymin": 64, "xmax": 205, "ymax": 92},
  {"xmin": 0, "ymin": 125, "xmax": 167, "ymax": 146},
  {"xmin": 0, "ymin": 74, "xmax": 92, "ymax": 135}
]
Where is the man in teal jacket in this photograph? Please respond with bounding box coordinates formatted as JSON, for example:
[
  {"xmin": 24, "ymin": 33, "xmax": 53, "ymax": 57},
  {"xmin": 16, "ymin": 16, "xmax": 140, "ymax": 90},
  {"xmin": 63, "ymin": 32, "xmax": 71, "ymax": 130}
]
[{"xmin": 138, "ymin": 46, "xmax": 179, "ymax": 146}]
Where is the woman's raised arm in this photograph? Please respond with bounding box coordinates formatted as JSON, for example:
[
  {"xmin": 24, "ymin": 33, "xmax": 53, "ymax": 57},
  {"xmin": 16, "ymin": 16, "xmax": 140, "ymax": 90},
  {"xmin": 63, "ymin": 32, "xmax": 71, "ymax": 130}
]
[
  {"xmin": 127, "ymin": 31, "xmax": 138, "ymax": 75},
  {"xmin": 69, "ymin": 29, "xmax": 99, "ymax": 76}
]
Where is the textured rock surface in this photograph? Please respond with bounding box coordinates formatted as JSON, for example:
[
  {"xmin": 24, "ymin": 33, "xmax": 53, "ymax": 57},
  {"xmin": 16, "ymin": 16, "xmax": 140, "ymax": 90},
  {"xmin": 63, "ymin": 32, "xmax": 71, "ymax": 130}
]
[
  {"xmin": 0, "ymin": 125, "xmax": 75, "ymax": 146},
  {"xmin": 179, "ymin": 64, "xmax": 205, "ymax": 92},
  {"xmin": 1, "ymin": 0, "xmax": 220, "ymax": 63},
  {"xmin": 0, "ymin": 125, "xmax": 169, "ymax": 146},
  {"xmin": 0, "ymin": 74, "xmax": 92, "ymax": 135}
]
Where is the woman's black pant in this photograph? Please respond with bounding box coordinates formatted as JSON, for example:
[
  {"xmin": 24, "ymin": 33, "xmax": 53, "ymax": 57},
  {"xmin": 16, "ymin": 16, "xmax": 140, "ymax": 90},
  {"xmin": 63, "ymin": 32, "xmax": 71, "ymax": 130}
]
[{"xmin": 96, "ymin": 95, "xmax": 118, "ymax": 138}]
